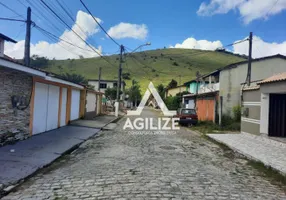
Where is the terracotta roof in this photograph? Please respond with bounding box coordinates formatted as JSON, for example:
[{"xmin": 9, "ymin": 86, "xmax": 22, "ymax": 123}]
[{"xmin": 258, "ymin": 72, "xmax": 286, "ymax": 84}]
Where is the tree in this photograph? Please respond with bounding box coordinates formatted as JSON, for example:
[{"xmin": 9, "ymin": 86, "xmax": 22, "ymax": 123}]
[
  {"xmin": 127, "ymin": 80, "xmax": 141, "ymax": 107},
  {"xmin": 156, "ymin": 84, "xmax": 165, "ymax": 99},
  {"xmin": 122, "ymin": 72, "xmax": 131, "ymax": 80},
  {"xmin": 60, "ymin": 73, "xmax": 88, "ymax": 85},
  {"xmin": 167, "ymin": 79, "xmax": 178, "ymax": 89},
  {"xmin": 105, "ymin": 87, "xmax": 118, "ymax": 101},
  {"xmin": 30, "ymin": 54, "xmax": 49, "ymax": 68}
]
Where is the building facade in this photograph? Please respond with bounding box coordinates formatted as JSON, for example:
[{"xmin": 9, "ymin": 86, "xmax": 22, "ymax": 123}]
[
  {"xmin": 219, "ymin": 55, "xmax": 286, "ymax": 120},
  {"xmin": 241, "ymin": 73, "xmax": 286, "ymax": 138},
  {"xmin": 88, "ymin": 79, "xmax": 125, "ymax": 94},
  {"xmin": 165, "ymin": 85, "xmax": 186, "ymax": 97}
]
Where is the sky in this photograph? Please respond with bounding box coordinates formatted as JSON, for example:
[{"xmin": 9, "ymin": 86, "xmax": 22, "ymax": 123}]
[{"xmin": 1, "ymin": 0, "xmax": 286, "ymax": 59}]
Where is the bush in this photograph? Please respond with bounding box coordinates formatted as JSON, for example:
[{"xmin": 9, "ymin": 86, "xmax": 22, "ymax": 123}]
[
  {"xmin": 232, "ymin": 105, "xmax": 241, "ymax": 122},
  {"xmin": 152, "ymin": 69, "xmax": 156, "ymax": 72},
  {"xmin": 173, "ymin": 62, "xmax": 179, "ymax": 66},
  {"xmin": 165, "ymin": 96, "xmax": 180, "ymax": 110}
]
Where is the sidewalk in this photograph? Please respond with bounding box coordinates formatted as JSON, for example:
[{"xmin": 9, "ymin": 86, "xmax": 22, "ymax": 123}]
[
  {"xmin": 0, "ymin": 114, "xmax": 119, "ymax": 192},
  {"xmin": 207, "ymin": 132, "xmax": 286, "ymax": 175}
]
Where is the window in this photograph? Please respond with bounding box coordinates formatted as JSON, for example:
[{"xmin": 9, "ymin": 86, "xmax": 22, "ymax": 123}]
[
  {"xmin": 181, "ymin": 109, "xmax": 196, "ymax": 115},
  {"xmin": 113, "ymin": 82, "xmax": 117, "ymax": 87},
  {"xmin": 100, "ymin": 83, "xmax": 107, "ymax": 89}
]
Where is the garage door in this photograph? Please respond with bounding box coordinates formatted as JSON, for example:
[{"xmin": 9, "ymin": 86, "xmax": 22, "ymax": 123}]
[
  {"xmin": 33, "ymin": 82, "xmax": 49, "ymax": 135},
  {"xmin": 70, "ymin": 89, "xmax": 80, "ymax": 120},
  {"xmin": 269, "ymin": 94, "xmax": 286, "ymax": 137},
  {"xmin": 33, "ymin": 82, "xmax": 60, "ymax": 135}
]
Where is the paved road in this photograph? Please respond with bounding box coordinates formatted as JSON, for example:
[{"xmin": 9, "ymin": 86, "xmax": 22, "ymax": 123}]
[{"xmin": 3, "ymin": 108, "xmax": 286, "ymax": 199}]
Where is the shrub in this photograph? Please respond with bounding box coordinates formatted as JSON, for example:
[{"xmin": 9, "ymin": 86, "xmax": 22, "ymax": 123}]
[
  {"xmin": 232, "ymin": 105, "xmax": 241, "ymax": 122},
  {"xmin": 152, "ymin": 69, "xmax": 156, "ymax": 72},
  {"xmin": 173, "ymin": 62, "xmax": 179, "ymax": 66}
]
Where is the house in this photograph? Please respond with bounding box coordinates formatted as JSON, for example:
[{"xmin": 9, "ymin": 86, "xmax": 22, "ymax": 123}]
[
  {"xmin": 88, "ymin": 79, "xmax": 125, "ymax": 93},
  {"xmin": 183, "ymin": 70, "xmax": 220, "ymax": 122},
  {"xmin": 219, "ymin": 54, "xmax": 286, "ymax": 122},
  {"xmin": 165, "ymin": 85, "xmax": 187, "ymax": 97},
  {"xmin": 0, "ymin": 33, "xmax": 102, "ymax": 145},
  {"xmin": 241, "ymin": 72, "xmax": 286, "ymax": 138}
]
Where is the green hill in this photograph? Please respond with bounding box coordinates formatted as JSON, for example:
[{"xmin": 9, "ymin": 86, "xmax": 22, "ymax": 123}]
[{"xmin": 45, "ymin": 48, "xmax": 246, "ymax": 90}]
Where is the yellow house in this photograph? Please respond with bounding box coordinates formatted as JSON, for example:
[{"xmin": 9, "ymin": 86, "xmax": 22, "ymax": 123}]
[{"xmin": 165, "ymin": 85, "xmax": 186, "ymax": 97}]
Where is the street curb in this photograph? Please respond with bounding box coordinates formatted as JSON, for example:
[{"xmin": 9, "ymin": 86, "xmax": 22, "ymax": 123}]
[{"xmin": 0, "ymin": 114, "xmax": 125, "ymax": 197}]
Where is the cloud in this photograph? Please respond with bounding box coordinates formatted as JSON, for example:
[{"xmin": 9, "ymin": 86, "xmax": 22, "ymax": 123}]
[
  {"xmin": 170, "ymin": 37, "xmax": 223, "ymax": 50},
  {"xmin": 4, "ymin": 10, "xmax": 102, "ymax": 60},
  {"xmin": 197, "ymin": 0, "xmax": 286, "ymax": 24},
  {"xmin": 107, "ymin": 22, "xmax": 148, "ymax": 40},
  {"xmin": 233, "ymin": 35, "xmax": 286, "ymax": 58}
]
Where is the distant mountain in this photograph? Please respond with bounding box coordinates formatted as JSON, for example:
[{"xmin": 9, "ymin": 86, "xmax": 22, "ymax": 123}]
[{"xmin": 43, "ymin": 48, "xmax": 246, "ymax": 90}]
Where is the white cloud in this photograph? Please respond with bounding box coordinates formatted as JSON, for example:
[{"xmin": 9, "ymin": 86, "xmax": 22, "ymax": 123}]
[
  {"xmin": 233, "ymin": 36, "xmax": 286, "ymax": 58},
  {"xmin": 5, "ymin": 10, "xmax": 102, "ymax": 60},
  {"xmin": 197, "ymin": 0, "xmax": 286, "ymax": 24},
  {"xmin": 170, "ymin": 37, "xmax": 223, "ymax": 50},
  {"xmin": 107, "ymin": 22, "xmax": 148, "ymax": 40}
]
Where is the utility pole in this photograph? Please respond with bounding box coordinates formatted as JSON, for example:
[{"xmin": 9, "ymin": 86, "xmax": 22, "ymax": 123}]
[
  {"xmin": 179, "ymin": 75, "xmax": 182, "ymax": 93},
  {"xmin": 115, "ymin": 45, "xmax": 124, "ymax": 116},
  {"xmin": 246, "ymin": 32, "xmax": 253, "ymax": 86},
  {"xmin": 24, "ymin": 7, "xmax": 31, "ymax": 67},
  {"xmin": 98, "ymin": 67, "xmax": 101, "ymax": 92},
  {"xmin": 116, "ymin": 45, "xmax": 124, "ymax": 101}
]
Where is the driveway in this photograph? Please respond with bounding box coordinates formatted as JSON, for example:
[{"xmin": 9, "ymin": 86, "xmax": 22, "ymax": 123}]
[{"xmin": 3, "ymin": 108, "xmax": 286, "ymax": 199}]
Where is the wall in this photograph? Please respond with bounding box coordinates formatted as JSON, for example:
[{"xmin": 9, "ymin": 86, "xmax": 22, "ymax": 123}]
[
  {"xmin": 189, "ymin": 82, "xmax": 201, "ymax": 94},
  {"xmin": 219, "ymin": 57, "xmax": 286, "ymax": 117},
  {"xmin": 0, "ymin": 67, "xmax": 32, "ymax": 145},
  {"xmin": 166, "ymin": 86, "xmax": 186, "ymax": 97},
  {"xmin": 241, "ymin": 89, "xmax": 261, "ymax": 135},
  {"xmin": 88, "ymin": 81, "xmax": 124, "ymax": 93}
]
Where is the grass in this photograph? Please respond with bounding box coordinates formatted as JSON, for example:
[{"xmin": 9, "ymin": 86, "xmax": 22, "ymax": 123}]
[
  {"xmin": 248, "ymin": 160, "xmax": 286, "ymax": 191},
  {"xmin": 191, "ymin": 121, "xmax": 241, "ymax": 134},
  {"xmin": 43, "ymin": 48, "xmax": 245, "ymax": 92}
]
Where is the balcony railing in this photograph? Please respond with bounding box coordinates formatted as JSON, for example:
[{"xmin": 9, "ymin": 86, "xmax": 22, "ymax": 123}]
[{"xmin": 198, "ymin": 82, "xmax": 220, "ymax": 94}]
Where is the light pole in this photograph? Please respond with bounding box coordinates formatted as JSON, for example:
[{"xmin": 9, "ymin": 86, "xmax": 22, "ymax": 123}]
[{"xmin": 115, "ymin": 42, "xmax": 151, "ymax": 116}]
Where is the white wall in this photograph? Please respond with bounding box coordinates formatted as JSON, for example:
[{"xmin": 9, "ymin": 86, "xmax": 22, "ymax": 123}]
[
  {"xmin": 86, "ymin": 92, "xmax": 96, "ymax": 112},
  {"xmin": 260, "ymin": 93, "xmax": 269, "ymax": 134}
]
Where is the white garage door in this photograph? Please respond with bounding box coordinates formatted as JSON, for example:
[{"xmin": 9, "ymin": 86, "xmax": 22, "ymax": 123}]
[
  {"xmin": 86, "ymin": 92, "xmax": 96, "ymax": 112},
  {"xmin": 33, "ymin": 82, "xmax": 49, "ymax": 135},
  {"xmin": 70, "ymin": 89, "xmax": 81, "ymax": 121},
  {"xmin": 46, "ymin": 85, "xmax": 60, "ymax": 131},
  {"xmin": 33, "ymin": 82, "xmax": 60, "ymax": 135},
  {"xmin": 60, "ymin": 88, "xmax": 67, "ymax": 127}
]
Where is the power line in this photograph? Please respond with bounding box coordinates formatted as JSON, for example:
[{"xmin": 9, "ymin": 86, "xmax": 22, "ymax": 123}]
[
  {"xmin": 39, "ymin": 0, "xmax": 116, "ymax": 67},
  {"xmin": 79, "ymin": 0, "xmax": 121, "ymax": 47},
  {"xmin": 0, "ymin": 17, "xmax": 26, "ymax": 22},
  {"xmin": 0, "ymin": 2, "xmax": 25, "ymax": 19},
  {"xmin": 34, "ymin": 25, "xmax": 94, "ymax": 53}
]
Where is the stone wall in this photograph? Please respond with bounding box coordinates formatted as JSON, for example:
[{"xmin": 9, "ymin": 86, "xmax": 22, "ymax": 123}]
[{"xmin": 0, "ymin": 67, "xmax": 33, "ymax": 146}]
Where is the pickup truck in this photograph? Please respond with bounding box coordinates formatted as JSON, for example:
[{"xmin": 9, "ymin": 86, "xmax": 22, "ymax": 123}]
[{"xmin": 174, "ymin": 108, "xmax": 198, "ymax": 127}]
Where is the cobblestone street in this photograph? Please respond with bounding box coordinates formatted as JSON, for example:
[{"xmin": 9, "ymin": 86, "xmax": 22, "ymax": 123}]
[{"xmin": 3, "ymin": 108, "xmax": 286, "ymax": 200}]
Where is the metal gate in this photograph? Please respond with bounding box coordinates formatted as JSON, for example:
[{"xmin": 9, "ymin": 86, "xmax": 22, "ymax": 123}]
[{"xmin": 269, "ymin": 94, "xmax": 286, "ymax": 137}]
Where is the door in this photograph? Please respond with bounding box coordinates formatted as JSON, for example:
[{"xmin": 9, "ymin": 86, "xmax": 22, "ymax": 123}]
[
  {"xmin": 60, "ymin": 88, "xmax": 67, "ymax": 127},
  {"xmin": 269, "ymin": 94, "xmax": 286, "ymax": 137},
  {"xmin": 33, "ymin": 82, "xmax": 49, "ymax": 135},
  {"xmin": 70, "ymin": 89, "xmax": 81, "ymax": 120},
  {"xmin": 46, "ymin": 85, "xmax": 60, "ymax": 131}
]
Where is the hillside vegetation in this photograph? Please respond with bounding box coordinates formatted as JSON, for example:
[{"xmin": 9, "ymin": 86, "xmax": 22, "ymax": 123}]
[{"xmin": 44, "ymin": 48, "xmax": 245, "ymax": 90}]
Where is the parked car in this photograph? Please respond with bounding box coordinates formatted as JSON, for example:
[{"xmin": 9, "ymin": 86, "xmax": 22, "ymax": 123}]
[{"xmin": 174, "ymin": 108, "xmax": 198, "ymax": 126}]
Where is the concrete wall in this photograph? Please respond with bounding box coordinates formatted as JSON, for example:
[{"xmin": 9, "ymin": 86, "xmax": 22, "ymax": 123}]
[
  {"xmin": 86, "ymin": 92, "xmax": 96, "ymax": 112},
  {"xmin": 219, "ymin": 57, "xmax": 286, "ymax": 117},
  {"xmin": 0, "ymin": 67, "xmax": 32, "ymax": 145},
  {"xmin": 241, "ymin": 89, "xmax": 262, "ymax": 135}
]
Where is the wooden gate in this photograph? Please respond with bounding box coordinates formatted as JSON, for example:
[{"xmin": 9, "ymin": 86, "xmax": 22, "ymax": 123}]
[
  {"xmin": 197, "ymin": 98, "xmax": 215, "ymax": 121},
  {"xmin": 269, "ymin": 94, "xmax": 286, "ymax": 137}
]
